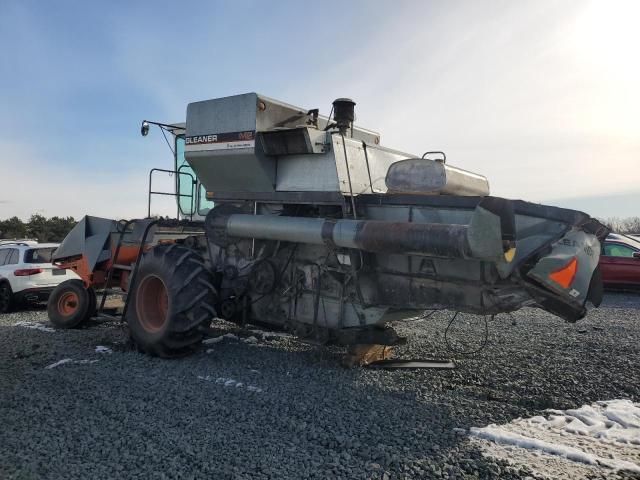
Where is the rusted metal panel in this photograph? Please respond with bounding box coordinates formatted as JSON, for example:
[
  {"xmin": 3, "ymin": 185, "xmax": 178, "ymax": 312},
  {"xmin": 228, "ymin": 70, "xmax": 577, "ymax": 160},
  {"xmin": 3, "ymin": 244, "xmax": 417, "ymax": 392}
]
[{"xmin": 353, "ymin": 221, "xmax": 471, "ymax": 258}]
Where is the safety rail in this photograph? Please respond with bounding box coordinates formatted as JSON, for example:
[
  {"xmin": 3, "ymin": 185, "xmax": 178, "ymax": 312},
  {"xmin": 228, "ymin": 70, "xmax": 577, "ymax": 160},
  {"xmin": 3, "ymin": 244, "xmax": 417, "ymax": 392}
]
[{"xmin": 147, "ymin": 168, "xmax": 195, "ymax": 221}]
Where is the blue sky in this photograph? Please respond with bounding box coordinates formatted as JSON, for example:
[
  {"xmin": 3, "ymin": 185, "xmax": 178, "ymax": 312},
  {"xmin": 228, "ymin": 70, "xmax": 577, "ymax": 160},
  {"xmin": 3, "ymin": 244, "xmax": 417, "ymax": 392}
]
[{"xmin": 0, "ymin": 0, "xmax": 638, "ymax": 220}]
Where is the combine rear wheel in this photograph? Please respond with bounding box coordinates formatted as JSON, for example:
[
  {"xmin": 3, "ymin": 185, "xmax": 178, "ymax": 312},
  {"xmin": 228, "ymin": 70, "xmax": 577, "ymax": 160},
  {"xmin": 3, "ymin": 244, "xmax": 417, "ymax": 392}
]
[
  {"xmin": 126, "ymin": 244, "xmax": 217, "ymax": 358},
  {"xmin": 48, "ymin": 280, "xmax": 96, "ymax": 328}
]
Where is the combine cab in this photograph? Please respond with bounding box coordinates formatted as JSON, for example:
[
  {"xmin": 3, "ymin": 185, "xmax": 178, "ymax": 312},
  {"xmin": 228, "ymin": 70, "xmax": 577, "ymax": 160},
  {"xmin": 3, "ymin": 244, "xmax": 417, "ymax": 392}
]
[{"xmin": 48, "ymin": 93, "xmax": 608, "ymax": 362}]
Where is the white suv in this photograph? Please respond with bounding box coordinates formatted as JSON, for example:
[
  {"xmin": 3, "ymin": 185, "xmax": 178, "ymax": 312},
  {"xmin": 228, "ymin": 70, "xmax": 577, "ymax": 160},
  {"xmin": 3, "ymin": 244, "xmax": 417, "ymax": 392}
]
[{"xmin": 0, "ymin": 241, "xmax": 79, "ymax": 312}]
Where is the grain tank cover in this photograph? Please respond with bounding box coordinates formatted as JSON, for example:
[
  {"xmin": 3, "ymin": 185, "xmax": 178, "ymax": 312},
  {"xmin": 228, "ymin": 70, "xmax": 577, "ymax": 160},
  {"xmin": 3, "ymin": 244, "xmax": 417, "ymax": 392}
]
[
  {"xmin": 185, "ymin": 93, "xmax": 380, "ymax": 194},
  {"xmin": 184, "ymin": 92, "xmax": 489, "ymax": 198},
  {"xmin": 185, "ymin": 93, "xmax": 274, "ymax": 193}
]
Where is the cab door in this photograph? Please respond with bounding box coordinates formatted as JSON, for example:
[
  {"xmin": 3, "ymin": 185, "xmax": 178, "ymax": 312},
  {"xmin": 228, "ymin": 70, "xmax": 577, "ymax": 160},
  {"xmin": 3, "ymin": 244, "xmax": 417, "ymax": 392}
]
[{"xmin": 175, "ymin": 136, "xmax": 214, "ymax": 219}]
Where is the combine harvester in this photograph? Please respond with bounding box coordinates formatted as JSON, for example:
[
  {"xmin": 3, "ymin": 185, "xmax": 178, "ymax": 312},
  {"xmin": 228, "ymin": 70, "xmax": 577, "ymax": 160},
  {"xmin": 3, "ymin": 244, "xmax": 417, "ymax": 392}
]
[{"xmin": 48, "ymin": 93, "xmax": 608, "ymax": 364}]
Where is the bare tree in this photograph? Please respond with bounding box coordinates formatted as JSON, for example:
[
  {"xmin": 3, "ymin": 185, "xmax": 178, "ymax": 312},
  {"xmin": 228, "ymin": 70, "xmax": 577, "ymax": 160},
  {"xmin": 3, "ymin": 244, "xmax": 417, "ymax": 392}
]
[{"xmin": 601, "ymin": 216, "xmax": 640, "ymax": 234}]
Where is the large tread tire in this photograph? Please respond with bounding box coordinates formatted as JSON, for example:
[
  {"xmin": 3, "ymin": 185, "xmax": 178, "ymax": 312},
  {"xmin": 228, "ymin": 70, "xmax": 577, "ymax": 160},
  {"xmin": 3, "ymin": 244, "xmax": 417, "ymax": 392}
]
[
  {"xmin": 48, "ymin": 280, "xmax": 94, "ymax": 328},
  {"xmin": 126, "ymin": 244, "xmax": 217, "ymax": 358},
  {"xmin": 0, "ymin": 282, "xmax": 14, "ymax": 314}
]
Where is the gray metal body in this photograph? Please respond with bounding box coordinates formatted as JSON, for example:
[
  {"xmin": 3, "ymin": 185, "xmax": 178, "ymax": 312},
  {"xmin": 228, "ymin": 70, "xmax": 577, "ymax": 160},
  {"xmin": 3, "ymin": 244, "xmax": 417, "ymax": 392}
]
[
  {"xmin": 203, "ymin": 195, "xmax": 604, "ymax": 343},
  {"xmin": 172, "ymin": 93, "xmax": 607, "ymax": 344},
  {"xmin": 54, "ymin": 93, "xmax": 608, "ymax": 348},
  {"xmin": 184, "ymin": 93, "xmax": 489, "ymax": 200}
]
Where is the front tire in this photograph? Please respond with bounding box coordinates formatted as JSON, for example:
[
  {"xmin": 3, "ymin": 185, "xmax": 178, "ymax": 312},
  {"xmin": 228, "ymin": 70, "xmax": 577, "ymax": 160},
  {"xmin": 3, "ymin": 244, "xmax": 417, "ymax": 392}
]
[
  {"xmin": 48, "ymin": 280, "xmax": 95, "ymax": 328},
  {"xmin": 125, "ymin": 244, "xmax": 217, "ymax": 358},
  {"xmin": 0, "ymin": 282, "xmax": 14, "ymax": 313}
]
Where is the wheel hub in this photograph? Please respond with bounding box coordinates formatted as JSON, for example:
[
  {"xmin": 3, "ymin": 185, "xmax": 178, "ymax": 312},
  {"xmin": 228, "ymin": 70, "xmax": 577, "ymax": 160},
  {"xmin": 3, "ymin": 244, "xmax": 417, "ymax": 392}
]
[
  {"xmin": 135, "ymin": 275, "xmax": 169, "ymax": 333},
  {"xmin": 57, "ymin": 291, "xmax": 79, "ymax": 316}
]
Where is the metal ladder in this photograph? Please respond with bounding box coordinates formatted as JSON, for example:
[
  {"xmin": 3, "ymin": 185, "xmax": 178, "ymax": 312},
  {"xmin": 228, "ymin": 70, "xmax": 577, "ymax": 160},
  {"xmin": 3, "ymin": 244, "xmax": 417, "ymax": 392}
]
[
  {"xmin": 94, "ymin": 164, "xmax": 197, "ymax": 321},
  {"xmin": 95, "ymin": 219, "xmax": 159, "ymax": 321}
]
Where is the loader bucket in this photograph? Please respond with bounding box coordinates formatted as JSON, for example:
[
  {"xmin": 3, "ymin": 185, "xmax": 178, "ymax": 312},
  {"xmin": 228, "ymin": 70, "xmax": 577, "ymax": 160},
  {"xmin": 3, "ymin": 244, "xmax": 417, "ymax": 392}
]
[{"xmin": 53, "ymin": 216, "xmax": 116, "ymax": 271}]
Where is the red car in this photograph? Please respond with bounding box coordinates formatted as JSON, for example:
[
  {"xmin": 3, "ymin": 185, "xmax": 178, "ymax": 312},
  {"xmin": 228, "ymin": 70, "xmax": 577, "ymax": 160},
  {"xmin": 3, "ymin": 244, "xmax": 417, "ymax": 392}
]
[{"xmin": 599, "ymin": 233, "xmax": 640, "ymax": 288}]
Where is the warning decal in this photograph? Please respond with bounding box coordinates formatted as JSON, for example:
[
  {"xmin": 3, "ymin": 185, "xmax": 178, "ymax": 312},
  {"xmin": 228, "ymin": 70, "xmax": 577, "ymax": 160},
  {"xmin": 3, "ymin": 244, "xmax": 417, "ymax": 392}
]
[{"xmin": 185, "ymin": 130, "xmax": 255, "ymax": 151}]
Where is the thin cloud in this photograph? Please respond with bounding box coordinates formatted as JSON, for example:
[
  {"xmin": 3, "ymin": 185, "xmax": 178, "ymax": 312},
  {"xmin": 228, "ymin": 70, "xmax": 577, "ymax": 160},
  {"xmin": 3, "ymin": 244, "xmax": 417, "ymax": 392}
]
[{"xmin": 0, "ymin": 141, "xmax": 176, "ymax": 220}]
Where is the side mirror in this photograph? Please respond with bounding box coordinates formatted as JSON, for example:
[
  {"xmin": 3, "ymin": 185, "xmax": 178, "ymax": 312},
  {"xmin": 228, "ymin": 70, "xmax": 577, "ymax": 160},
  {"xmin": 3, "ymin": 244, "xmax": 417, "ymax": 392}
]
[
  {"xmin": 633, "ymin": 252, "xmax": 640, "ymax": 259},
  {"xmin": 140, "ymin": 120, "xmax": 150, "ymax": 137}
]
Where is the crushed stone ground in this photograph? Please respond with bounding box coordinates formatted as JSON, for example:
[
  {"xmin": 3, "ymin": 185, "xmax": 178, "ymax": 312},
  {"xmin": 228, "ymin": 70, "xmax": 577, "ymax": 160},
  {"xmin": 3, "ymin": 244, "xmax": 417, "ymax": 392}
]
[{"xmin": 0, "ymin": 293, "xmax": 638, "ymax": 479}]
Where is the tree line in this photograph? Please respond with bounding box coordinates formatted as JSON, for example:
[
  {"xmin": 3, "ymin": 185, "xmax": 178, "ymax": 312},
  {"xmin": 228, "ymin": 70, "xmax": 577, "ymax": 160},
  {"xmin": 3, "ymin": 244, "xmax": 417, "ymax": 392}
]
[
  {"xmin": 601, "ymin": 217, "xmax": 640, "ymax": 235},
  {"xmin": 0, "ymin": 215, "xmax": 77, "ymax": 243}
]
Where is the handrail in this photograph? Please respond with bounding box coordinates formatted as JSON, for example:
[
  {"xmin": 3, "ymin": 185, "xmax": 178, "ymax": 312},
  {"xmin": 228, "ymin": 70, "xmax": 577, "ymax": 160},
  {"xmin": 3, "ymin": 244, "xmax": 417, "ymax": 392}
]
[{"xmin": 147, "ymin": 168, "xmax": 195, "ymax": 220}]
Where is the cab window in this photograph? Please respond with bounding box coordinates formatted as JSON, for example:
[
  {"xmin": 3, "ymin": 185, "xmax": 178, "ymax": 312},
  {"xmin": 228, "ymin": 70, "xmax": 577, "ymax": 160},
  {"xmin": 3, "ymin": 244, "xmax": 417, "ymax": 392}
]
[
  {"xmin": 175, "ymin": 136, "xmax": 214, "ymax": 217},
  {"xmin": 603, "ymin": 243, "xmax": 636, "ymax": 258},
  {"xmin": 198, "ymin": 184, "xmax": 215, "ymax": 216}
]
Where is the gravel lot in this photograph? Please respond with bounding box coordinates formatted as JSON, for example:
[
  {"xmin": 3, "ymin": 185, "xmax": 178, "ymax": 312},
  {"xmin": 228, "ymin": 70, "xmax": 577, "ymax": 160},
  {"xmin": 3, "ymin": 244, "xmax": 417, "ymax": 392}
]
[{"xmin": 1, "ymin": 293, "xmax": 639, "ymax": 479}]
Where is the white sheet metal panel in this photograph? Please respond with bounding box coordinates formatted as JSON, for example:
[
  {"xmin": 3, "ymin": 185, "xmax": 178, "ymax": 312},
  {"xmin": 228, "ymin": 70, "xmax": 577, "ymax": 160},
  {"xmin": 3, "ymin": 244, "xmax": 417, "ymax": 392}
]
[
  {"xmin": 276, "ymin": 152, "xmax": 340, "ymax": 191},
  {"xmin": 333, "ymin": 135, "xmax": 412, "ymax": 196}
]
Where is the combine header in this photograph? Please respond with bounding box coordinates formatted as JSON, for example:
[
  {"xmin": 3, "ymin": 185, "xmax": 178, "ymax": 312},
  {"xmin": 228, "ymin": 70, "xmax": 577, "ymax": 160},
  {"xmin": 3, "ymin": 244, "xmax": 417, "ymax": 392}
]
[{"xmin": 48, "ymin": 93, "xmax": 608, "ymax": 362}]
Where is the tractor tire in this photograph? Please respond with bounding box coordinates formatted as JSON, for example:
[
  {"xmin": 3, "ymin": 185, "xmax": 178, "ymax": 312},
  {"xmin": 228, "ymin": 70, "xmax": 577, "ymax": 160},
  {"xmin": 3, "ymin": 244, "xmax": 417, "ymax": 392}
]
[
  {"xmin": 0, "ymin": 282, "xmax": 14, "ymax": 313},
  {"xmin": 48, "ymin": 280, "xmax": 95, "ymax": 328},
  {"xmin": 125, "ymin": 244, "xmax": 217, "ymax": 358}
]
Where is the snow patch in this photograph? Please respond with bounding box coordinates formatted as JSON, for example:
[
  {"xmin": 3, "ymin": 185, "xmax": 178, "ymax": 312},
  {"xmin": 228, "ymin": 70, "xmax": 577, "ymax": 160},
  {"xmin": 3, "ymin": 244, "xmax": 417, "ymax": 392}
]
[
  {"xmin": 45, "ymin": 358, "xmax": 99, "ymax": 369},
  {"xmin": 202, "ymin": 336, "xmax": 224, "ymax": 345},
  {"xmin": 249, "ymin": 329, "xmax": 292, "ymax": 340},
  {"xmin": 197, "ymin": 375, "xmax": 263, "ymax": 393},
  {"xmin": 202, "ymin": 333, "xmax": 238, "ymax": 345},
  {"xmin": 203, "ymin": 333, "xmax": 261, "ymax": 346},
  {"xmin": 45, "ymin": 358, "xmax": 73, "ymax": 369},
  {"xmin": 95, "ymin": 346, "xmax": 113, "ymax": 354},
  {"xmin": 470, "ymin": 399, "xmax": 640, "ymax": 477},
  {"xmin": 15, "ymin": 321, "xmax": 55, "ymax": 333}
]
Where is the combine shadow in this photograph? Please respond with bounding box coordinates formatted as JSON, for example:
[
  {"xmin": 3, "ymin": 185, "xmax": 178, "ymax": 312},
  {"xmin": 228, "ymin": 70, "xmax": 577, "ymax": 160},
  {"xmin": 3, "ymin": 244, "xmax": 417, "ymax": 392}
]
[{"xmin": 0, "ymin": 326, "xmax": 533, "ymax": 480}]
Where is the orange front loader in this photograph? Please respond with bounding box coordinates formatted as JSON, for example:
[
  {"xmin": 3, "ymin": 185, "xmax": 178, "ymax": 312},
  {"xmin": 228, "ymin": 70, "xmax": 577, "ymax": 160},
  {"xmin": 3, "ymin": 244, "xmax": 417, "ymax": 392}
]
[{"xmin": 50, "ymin": 217, "xmax": 159, "ymax": 327}]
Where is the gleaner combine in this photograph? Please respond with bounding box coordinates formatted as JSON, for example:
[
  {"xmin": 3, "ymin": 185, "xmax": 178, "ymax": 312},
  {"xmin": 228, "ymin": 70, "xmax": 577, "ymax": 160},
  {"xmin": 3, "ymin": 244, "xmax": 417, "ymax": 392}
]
[{"xmin": 47, "ymin": 93, "xmax": 608, "ymax": 363}]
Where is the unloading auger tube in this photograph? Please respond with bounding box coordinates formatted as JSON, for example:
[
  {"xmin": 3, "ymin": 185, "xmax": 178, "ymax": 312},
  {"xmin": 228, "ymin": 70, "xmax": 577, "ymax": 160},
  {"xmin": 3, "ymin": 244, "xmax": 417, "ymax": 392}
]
[
  {"xmin": 208, "ymin": 197, "xmax": 516, "ymax": 262},
  {"xmin": 47, "ymin": 92, "xmax": 609, "ymax": 363}
]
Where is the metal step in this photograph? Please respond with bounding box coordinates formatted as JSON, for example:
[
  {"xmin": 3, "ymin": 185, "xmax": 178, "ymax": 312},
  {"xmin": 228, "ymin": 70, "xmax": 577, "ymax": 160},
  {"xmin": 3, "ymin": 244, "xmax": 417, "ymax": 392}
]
[
  {"xmin": 112, "ymin": 264, "xmax": 133, "ymax": 271},
  {"xmin": 94, "ymin": 312, "xmax": 122, "ymax": 321},
  {"xmin": 100, "ymin": 288, "xmax": 126, "ymax": 296}
]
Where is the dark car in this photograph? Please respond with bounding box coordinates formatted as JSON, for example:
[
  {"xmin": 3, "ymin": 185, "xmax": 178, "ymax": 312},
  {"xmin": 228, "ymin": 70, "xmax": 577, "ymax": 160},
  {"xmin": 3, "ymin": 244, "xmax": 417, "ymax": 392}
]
[{"xmin": 599, "ymin": 233, "xmax": 640, "ymax": 289}]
